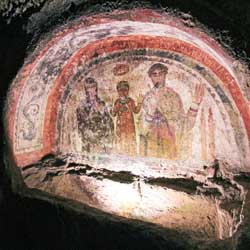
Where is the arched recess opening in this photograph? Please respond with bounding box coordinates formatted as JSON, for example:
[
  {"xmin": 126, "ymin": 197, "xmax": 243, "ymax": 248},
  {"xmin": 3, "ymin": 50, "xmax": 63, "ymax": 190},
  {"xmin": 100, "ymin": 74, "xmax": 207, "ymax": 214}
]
[{"xmin": 4, "ymin": 8, "xmax": 250, "ymax": 240}]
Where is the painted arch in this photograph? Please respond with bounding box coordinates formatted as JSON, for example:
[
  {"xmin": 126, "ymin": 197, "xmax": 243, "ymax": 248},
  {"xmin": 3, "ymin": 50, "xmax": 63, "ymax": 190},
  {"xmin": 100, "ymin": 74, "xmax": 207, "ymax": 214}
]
[
  {"xmin": 6, "ymin": 9, "xmax": 250, "ymax": 173},
  {"xmin": 5, "ymin": 8, "xmax": 250, "ymax": 239}
]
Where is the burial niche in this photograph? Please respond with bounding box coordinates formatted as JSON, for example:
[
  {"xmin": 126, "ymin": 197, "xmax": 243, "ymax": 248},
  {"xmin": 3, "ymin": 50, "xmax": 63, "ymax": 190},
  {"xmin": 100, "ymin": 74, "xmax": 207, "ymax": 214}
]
[{"xmin": 5, "ymin": 9, "xmax": 250, "ymax": 240}]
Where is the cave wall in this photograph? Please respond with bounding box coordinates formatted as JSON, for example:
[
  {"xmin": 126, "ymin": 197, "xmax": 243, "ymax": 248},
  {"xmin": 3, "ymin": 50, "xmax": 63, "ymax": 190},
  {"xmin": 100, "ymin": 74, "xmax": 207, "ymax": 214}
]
[{"xmin": 0, "ymin": 0, "xmax": 250, "ymax": 249}]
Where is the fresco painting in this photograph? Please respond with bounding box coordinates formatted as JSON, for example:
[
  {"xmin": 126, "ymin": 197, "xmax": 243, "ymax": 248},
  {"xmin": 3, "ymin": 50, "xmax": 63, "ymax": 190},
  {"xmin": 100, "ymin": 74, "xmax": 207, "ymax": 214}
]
[
  {"xmin": 58, "ymin": 51, "xmax": 244, "ymax": 168},
  {"xmin": 8, "ymin": 11, "xmax": 250, "ymax": 170},
  {"xmin": 76, "ymin": 77, "xmax": 115, "ymax": 154},
  {"xmin": 5, "ymin": 9, "xmax": 250, "ymax": 239},
  {"xmin": 112, "ymin": 80, "xmax": 143, "ymax": 155},
  {"xmin": 10, "ymin": 21, "xmax": 249, "ymax": 162}
]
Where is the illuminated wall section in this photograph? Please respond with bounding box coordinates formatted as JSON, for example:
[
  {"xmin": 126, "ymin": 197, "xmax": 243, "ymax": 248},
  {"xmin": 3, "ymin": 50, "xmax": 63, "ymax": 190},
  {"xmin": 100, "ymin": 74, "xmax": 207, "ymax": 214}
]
[{"xmin": 5, "ymin": 9, "xmax": 250, "ymax": 240}]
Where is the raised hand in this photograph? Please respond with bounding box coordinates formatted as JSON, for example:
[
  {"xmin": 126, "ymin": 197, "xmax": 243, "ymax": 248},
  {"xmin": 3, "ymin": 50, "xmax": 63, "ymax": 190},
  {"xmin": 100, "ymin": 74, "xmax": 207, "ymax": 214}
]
[
  {"xmin": 137, "ymin": 94, "xmax": 144, "ymax": 104},
  {"xmin": 106, "ymin": 103, "xmax": 113, "ymax": 114},
  {"xmin": 192, "ymin": 84, "xmax": 205, "ymax": 105}
]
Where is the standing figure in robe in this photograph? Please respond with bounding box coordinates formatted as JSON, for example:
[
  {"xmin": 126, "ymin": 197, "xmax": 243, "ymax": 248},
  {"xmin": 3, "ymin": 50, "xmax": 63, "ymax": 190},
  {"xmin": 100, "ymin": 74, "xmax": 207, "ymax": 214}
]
[
  {"xmin": 76, "ymin": 77, "xmax": 114, "ymax": 153},
  {"xmin": 139, "ymin": 63, "xmax": 204, "ymax": 159},
  {"xmin": 112, "ymin": 81, "xmax": 143, "ymax": 155}
]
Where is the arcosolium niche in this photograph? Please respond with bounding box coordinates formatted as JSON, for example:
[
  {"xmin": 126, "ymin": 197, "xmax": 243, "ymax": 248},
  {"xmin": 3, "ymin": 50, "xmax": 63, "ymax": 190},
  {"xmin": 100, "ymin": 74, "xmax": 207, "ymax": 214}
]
[{"xmin": 5, "ymin": 9, "xmax": 250, "ymax": 240}]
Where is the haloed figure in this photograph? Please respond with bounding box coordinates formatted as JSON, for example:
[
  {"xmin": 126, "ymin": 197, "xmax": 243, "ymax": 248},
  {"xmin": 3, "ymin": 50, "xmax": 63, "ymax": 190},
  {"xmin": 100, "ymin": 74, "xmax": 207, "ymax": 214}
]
[
  {"xmin": 112, "ymin": 81, "xmax": 143, "ymax": 155},
  {"xmin": 77, "ymin": 77, "xmax": 114, "ymax": 153}
]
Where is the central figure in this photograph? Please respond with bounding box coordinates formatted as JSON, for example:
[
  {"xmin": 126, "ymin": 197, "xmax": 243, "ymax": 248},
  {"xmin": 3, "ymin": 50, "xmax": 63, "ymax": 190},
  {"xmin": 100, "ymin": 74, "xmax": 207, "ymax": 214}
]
[{"xmin": 112, "ymin": 81, "xmax": 143, "ymax": 155}]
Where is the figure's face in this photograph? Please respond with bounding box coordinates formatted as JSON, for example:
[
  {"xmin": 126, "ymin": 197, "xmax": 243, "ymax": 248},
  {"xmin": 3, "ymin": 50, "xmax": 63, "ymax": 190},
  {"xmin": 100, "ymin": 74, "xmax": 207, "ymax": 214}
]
[
  {"xmin": 118, "ymin": 88, "xmax": 129, "ymax": 98},
  {"xmin": 150, "ymin": 69, "xmax": 167, "ymax": 88},
  {"xmin": 86, "ymin": 86, "xmax": 97, "ymax": 101}
]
